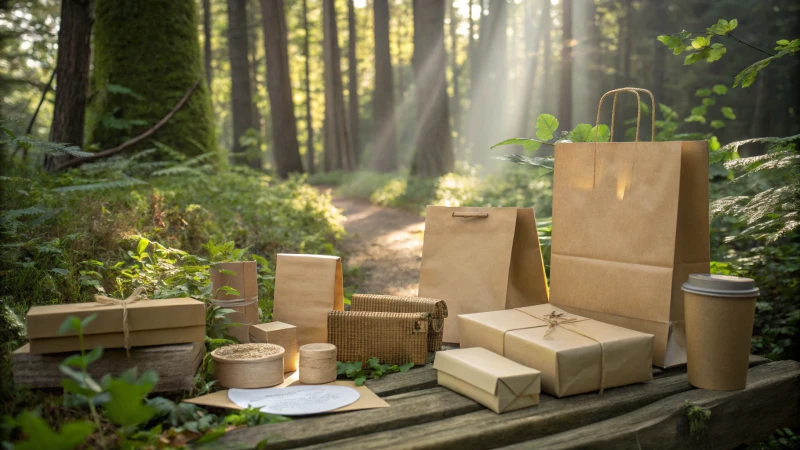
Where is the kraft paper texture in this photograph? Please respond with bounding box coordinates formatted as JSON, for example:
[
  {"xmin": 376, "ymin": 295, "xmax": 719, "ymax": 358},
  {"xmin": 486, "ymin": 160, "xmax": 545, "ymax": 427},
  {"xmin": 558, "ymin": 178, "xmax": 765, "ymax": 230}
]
[
  {"xmin": 272, "ymin": 254, "xmax": 344, "ymax": 348},
  {"xmin": 549, "ymin": 138, "xmax": 709, "ymax": 367},
  {"xmin": 249, "ymin": 322, "xmax": 298, "ymax": 372},
  {"xmin": 211, "ymin": 262, "xmax": 260, "ymax": 343},
  {"xmin": 26, "ymin": 298, "xmax": 206, "ymax": 354},
  {"xmin": 184, "ymin": 372, "xmax": 388, "ymax": 414},
  {"xmin": 418, "ymin": 206, "xmax": 549, "ymax": 344},
  {"xmin": 434, "ymin": 347, "xmax": 540, "ymax": 413},
  {"xmin": 459, "ymin": 304, "xmax": 653, "ymax": 397}
]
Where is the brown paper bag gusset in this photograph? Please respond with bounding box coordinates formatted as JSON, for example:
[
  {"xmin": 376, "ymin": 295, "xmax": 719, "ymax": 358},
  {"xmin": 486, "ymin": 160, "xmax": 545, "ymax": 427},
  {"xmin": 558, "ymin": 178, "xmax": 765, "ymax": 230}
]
[
  {"xmin": 434, "ymin": 347, "xmax": 541, "ymax": 414},
  {"xmin": 459, "ymin": 304, "xmax": 653, "ymax": 398},
  {"xmin": 272, "ymin": 254, "xmax": 344, "ymax": 348},
  {"xmin": 419, "ymin": 206, "xmax": 549, "ymax": 344},
  {"xmin": 549, "ymin": 88, "xmax": 710, "ymax": 368}
]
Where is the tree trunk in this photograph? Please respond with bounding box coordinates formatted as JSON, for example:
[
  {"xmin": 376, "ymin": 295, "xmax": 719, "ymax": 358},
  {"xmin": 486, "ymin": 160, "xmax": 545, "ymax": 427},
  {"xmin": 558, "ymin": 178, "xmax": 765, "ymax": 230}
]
[
  {"xmin": 650, "ymin": 0, "xmax": 667, "ymax": 107},
  {"xmin": 50, "ymin": 0, "xmax": 93, "ymax": 148},
  {"xmin": 88, "ymin": 0, "xmax": 217, "ymax": 159},
  {"xmin": 411, "ymin": 0, "xmax": 453, "ymax": 177},
  {"xmin": 261, "ymin": 0, "xmax": 304, "ymax": 178},
  {"xmin": 559, "ymin": 0, "xmax": 573, "ymax": 128},
  {"xmin": 347, "ymin": 0, "xmax": 360, "ymax": 163},
  {"xmin": 516, "ymin": 0, "xmax": 547, "ymax": 136},
  {"xmin": 227, "ymin": 0, "xmax": 258, "ymax": 167},
  {"xmin": 541, "ymin": 0, "xmax": 552, "ymax": 114},
  {"xmin": 448, "ymin": 0, "xmax": 460, "ymax": 148},
  {"xmin": 203, "ymin": 0, "xmax": 213, "ymax": 92},
  {"xmin": 370, "ymin": 0, "xmax": 397, "ymax": 172},
  {"xmin": 302, "ymin": 0, "xmax": 315, "ymax": 174},
  {"xmin": 571, "ymin": 0, "xmax": 597, "ymax": 125},
  {"xmin": 248, "ymin": 0, "xmax": 262, "ymax": 136},
  {"xmin": 323, "ymin": 0, "xmax": 356, "ymax": 172}
]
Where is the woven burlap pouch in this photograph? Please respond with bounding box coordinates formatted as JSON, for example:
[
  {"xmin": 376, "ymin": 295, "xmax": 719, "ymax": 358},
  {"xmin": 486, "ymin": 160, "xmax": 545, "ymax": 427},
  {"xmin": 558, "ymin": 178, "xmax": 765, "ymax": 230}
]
[
  {"xmin": 327, "ymin": 311, "xmax": 429, "ymax": 365},
  {"xmin": 351, "ymin": 294, "xmax": 448, "ymax": 352}
]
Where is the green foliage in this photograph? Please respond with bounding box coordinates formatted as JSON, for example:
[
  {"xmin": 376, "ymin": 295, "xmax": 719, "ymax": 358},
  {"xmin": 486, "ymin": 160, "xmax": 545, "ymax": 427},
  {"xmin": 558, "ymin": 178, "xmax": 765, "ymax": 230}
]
[
  {"xmin": 2, "ymin": 411, "xmax": 93, "ymax": 450},
  {"xmin": 683, "ymin": 401, "xmax": 711, "ymax": 441},
  {"xmin": 336, "ymin": 357, "xmax": 413, "ymax": 386},
  {"xmin": 747, "ymin": 428, "xmax": 800, "ymax": 450},
  {"xmin": 734, "ymin": 39, "xmax": 800, "ymax": 88}
]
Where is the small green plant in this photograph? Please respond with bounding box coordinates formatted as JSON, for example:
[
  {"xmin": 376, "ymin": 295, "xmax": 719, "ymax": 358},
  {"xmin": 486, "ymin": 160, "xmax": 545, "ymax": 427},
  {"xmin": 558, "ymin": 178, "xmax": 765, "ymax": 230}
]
[
  {"xmin": 336, "ymin": 357, "xmax": 414, "ymax": 386},
  {"xmin": 683, "ymin": 400, "xmax": 712, "ymax": 441},
  {"xmin": 748, "ymin": 428, "xmax": 800, "ymax": 450}
]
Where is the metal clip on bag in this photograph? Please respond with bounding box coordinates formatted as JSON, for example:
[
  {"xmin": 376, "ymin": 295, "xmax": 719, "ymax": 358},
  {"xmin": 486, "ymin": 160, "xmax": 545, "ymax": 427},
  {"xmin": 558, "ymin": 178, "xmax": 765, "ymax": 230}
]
[
  {"xmin": 350, "ymin": 294, "xmax": 448, "ymax": 352},
  {"xmin": 327, "ymin": 311, "xmax": 430, "ymax": 366}
]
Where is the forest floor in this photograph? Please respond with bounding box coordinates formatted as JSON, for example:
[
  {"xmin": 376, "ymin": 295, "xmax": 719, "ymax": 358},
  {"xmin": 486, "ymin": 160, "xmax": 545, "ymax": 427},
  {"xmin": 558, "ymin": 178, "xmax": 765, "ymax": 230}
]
[{"xmin": 323, "ymin": 189, "xmax": 425, "ymax": 297}]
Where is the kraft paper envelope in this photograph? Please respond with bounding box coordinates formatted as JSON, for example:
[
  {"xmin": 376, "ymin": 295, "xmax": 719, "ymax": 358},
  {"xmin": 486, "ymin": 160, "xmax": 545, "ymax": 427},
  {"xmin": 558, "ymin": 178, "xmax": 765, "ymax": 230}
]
[
  {"xmin": 184, "ymin": 372, "xmax": 388, "ymax": 413},
  {"xmin": 434, "ymin": 347, "xmax": 540, "ymax": 414},
  {"xmin": 459, "ymin": 304, "xmax": 653, "ymax": 397}
]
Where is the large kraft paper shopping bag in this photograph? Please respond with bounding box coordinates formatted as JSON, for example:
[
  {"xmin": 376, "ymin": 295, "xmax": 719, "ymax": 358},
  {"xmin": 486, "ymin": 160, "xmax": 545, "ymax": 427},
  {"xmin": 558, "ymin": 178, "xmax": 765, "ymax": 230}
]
[
  {"xmin": 419, "ymin": 206, "xmax": 549, "ymax": 343},
  {"xmin": 549, "ymin": 88, "xmax": 709, "ymax": 367},
  {"xmin": 273, "ymin": 254, "xmax": 344, "ymax": 347}
]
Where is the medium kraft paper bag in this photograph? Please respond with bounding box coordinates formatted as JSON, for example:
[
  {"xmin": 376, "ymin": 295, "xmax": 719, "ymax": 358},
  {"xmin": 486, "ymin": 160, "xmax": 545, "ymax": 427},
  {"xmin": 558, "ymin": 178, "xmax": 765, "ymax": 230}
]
[
  {"xmin": 549, "ymin": 88, "xmax": 710, "ymax": 367},
  {"xmin": 419, "ymin": 206, "xmax": 549, "ymax": 344},
  {"xmin": 272, "ymin": 254, "xmax": 344, "ymax": 348}
]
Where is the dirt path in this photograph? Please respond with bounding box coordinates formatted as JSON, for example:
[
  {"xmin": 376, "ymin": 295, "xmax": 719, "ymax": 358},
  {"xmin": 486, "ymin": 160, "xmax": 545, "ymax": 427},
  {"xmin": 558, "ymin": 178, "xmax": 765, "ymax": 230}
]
[{"xmin": 329, "ymin": 194, "xmax": 425, "ymax": 297}]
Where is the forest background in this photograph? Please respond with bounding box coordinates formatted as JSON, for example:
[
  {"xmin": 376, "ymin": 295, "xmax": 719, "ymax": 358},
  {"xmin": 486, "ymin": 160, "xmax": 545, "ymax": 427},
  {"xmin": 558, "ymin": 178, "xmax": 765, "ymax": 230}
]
[{"xmin": 0, "ymin": 0, "xmax": 799, "ymax": 445}]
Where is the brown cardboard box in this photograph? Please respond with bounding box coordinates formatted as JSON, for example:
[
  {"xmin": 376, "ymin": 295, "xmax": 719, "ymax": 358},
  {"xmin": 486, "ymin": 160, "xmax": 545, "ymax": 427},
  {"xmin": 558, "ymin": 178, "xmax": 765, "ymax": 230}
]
[
  {"xmin": 459, "ymin": 304, "xmax": 653, "ymax": 397},
  {"xmin": 26, "ymin": 298, "xmax": 205, "ymax": 354},
  {"xmin": 211, "ymin": 262, "xmax": 259, "ymax": 343},
  {"xmin": 433, "ymin": 347, "xmax": 540, "ymax": 413},
  {"xmin": 249, "ymin": 321, "xmax": 298, "ymax": 372}
]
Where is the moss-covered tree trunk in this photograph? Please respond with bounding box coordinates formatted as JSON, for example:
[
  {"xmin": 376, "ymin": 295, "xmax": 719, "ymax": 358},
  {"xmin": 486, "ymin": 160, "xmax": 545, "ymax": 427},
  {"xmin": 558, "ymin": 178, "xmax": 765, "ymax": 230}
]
[{"xmin": 87, "ymin": 0, "xmax": 217, "ymax": 159}]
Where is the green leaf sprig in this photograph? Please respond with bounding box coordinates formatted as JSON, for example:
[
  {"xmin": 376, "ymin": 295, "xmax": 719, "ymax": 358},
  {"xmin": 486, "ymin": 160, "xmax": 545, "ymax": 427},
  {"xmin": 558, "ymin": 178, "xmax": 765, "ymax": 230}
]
[{"xmin": 336, "ymin": 357, "xmax": 413, "ymax": 386}]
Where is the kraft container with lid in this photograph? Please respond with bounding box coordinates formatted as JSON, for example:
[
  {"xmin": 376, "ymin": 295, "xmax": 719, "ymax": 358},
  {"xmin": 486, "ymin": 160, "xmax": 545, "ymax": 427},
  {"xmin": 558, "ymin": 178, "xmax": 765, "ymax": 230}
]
[{"xmin": 682, "ymin": 274, "xmax": 760, "ymax": 391}]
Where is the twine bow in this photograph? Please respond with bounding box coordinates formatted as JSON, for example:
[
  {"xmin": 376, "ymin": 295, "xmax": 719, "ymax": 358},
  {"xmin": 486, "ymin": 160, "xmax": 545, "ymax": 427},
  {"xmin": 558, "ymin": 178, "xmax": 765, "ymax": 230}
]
[
  {"xmin": 537, "ymin": 310, "xmax": 607, "ymax": 394},
  {"xmin": 94, "ymin": 286, "xmax": 146, "ymax": 357}
]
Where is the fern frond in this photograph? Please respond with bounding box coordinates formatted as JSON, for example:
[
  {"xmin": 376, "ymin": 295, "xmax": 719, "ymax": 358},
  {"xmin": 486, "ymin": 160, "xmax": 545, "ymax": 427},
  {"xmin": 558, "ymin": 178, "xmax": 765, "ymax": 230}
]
[
  {"xmin": 52, "ymin": 177, "xmax": 148, "ymax": 193},
  {"xmin": 493, "ymin": 154, "xmax": 555, "ymax": 172},
  {"xmin": 151, "ymin": 166, "xmax": 205, "ymax": 177}
]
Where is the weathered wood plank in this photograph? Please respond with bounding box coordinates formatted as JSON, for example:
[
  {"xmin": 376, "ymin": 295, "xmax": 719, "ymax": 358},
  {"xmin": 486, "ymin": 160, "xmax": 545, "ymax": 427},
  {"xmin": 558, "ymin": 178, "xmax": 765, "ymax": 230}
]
[
  {"xmin": 12, "ymin": 342, "xmax": 204, "ymax": 393},
  {"xmin": 198, "ymin": 387, "xmax": 484, "ymax": 449},
  {"xmin": 309, "ymin": 373, "xmax": 694, "ymax": 450},
  {"xmin": 652, "ymin": 354, "xmax": 770, "ymax": 379},
  {"xmin": 502, "ymin": 360, "xmax": 800, "ymax": 449},
  {"xmin": 364, "ymin": 365, "xmax": 438, "ymax": 397}
]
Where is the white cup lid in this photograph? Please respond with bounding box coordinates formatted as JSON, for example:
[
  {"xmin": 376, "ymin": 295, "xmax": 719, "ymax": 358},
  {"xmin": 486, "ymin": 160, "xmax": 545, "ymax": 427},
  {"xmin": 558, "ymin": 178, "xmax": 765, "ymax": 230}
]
[{"xmin": 681, "ymin": 273, "xmax": 759, "ymax": 298}]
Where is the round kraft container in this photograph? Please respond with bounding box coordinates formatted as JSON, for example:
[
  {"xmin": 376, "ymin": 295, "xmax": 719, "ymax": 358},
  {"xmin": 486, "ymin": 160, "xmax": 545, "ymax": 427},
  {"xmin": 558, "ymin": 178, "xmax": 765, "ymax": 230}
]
[
  {"xmin": 211, "ymin": 343, "xmax": 285, "ymax": 388},
  {"xmin": 299, "ymin": 343, "xmax": 337, "ymax": 385}
]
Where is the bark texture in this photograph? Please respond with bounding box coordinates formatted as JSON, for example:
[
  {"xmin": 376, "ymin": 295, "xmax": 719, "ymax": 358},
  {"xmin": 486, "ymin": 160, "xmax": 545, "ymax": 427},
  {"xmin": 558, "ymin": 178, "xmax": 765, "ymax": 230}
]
[
  {"xmin": 87, "ymin": 0, "xmax": 217, "ymax": 159},
  {"xmin": 347, "ymin": 0, "xmax": 360, "ymax": 162},
  {"xmin": 227, "ymin": 0, "xmax": 258, "ymax": 167},
  {"xmin": 50, "ymin": 0, "xmax": 93, "ymax": 147},
  {"xmin": 322, "ymin": 0, "xmax": 356, "ymax": 172},
  {"xmin": 559, "ymin": 0, "xmax": 573, "ymax": 128},
  {"xmin": 411, "ymin": 0, "xmax": 453, "ymax": 177},
  {"xmin": 370, "ymin": 0, "xmax": 397, "ymax": 172},
  {"xmin": 302, "ymin": 0, "xmax": 315, "ymax": 173},
  {"xmin": 261, "ymin": 0, "xmax": 304, "ymax": 178},
  {"xmin": 203, "ymin": 0, "xmax": 212, "ymax": 92}
]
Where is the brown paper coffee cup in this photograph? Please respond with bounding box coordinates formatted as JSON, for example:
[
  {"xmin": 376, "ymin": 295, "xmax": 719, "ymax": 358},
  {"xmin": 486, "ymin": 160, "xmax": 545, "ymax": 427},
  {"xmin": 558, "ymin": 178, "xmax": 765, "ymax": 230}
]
[{"xmin": 682, "ymin": 274, "xmax": 759, "ymax": 391}]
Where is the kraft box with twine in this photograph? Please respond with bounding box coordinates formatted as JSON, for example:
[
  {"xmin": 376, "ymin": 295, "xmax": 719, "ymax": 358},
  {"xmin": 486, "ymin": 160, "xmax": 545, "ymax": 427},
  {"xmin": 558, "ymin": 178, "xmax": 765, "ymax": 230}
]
[
  {"xmin": 459, "ymin": 304, "xmax": 653, "ymax": 397},
  {"xmin": 210, "ymin": 261, "xmax": 260, "ymax": 343},
  {"xmin": 26, "ymin": 289, "xmax": 205, "ymax": 354}
]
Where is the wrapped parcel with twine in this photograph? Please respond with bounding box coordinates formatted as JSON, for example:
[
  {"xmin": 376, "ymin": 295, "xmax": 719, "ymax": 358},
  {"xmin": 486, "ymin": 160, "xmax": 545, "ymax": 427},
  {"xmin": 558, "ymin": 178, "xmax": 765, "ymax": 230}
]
[
  {"xmin": 25, "ymin": 288, "xmax": 206, "ymax": 354},
  {"xmin": 458, "ymin": 304, "xmax": 653, "ymax": 397}
]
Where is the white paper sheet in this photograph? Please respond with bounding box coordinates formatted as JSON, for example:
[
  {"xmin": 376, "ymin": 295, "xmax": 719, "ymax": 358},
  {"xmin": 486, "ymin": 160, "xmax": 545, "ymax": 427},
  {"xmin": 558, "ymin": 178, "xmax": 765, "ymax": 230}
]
[{"xmin": 227, "ymin": 385, "xmax": 361, "ymax": 416}]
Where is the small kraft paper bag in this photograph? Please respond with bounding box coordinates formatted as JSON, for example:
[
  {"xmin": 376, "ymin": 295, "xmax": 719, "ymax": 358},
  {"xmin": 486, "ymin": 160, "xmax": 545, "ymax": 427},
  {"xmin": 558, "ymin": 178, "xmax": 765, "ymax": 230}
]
[
  {"xmin": 549, "ymin": 88, "xmax": 709, "ymax": 367},
  {"xmin": 273, "ymin": 254, "xmax": 344, "ymax": 348},
  {"xmin": 419, "ymin": 206, "xmax": 549, "ymax": 344},
  {"xmin": 210, "ymin": 261, "xmax": 259, "ymax": 343}
]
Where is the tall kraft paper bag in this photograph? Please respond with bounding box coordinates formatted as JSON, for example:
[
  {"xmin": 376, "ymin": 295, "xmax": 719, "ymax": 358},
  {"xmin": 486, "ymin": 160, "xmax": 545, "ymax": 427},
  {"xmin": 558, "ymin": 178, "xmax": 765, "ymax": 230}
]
[
  {"xmin": 419, "ymin": 206, "xmax": 549, "ymax": 343},
  {"xmin": 549, "ymin": 88, "xmax": 709, "ymax": 367},
  {"xmin": 273, "ymin": 254, "xmax": 344, "ymax": 348}
]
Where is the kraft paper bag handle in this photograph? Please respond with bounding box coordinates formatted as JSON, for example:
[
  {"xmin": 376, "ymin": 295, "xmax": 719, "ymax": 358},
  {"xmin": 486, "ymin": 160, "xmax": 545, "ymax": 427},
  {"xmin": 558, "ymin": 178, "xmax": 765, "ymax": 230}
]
[
  {"xmin": 594, "ymin": 87, "xmax": 656, "ymax": 143},
  {"xmin": 452, "ymin": 212, "xmax": 489, "ymax": 218}
]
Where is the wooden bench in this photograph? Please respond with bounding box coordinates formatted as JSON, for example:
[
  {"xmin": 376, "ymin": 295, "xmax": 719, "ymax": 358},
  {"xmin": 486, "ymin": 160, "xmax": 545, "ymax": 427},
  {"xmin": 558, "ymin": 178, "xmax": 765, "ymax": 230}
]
[{"xmin": 201, "ymin": 356, "xmax": 800, "ymax": 449}]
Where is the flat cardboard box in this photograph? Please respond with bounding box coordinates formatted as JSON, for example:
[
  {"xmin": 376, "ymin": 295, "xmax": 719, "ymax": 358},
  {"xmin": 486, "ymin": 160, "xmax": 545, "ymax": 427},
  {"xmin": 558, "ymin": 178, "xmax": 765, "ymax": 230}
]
[
  {"xmin": 26, "ymin": 298, "xmax": 205, "ymax": 354},
  {"xmin": 249, "ymin": 322, "xmax": 298, "ymax": 372},
  {"xmin": 184, "ymin": 371, "xmax": 389, "ymax": 414},
  {"xmin": 459, "ymin": 304, "xmax": 653, "ymax": 397},
  {"xmin": 434, "ymin": 347, "xmax": 540, "ymax": 414}
]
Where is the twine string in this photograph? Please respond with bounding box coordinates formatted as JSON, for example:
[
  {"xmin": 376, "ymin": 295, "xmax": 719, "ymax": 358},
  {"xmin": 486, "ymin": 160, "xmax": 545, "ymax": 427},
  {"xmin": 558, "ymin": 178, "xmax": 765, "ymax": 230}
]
[
  {"xmin": 538, "ymin": 310, "xmax": 607, "ymax": 395},
  {"xmin": 94, "ymin": 286, "xmax": 147, "ymax": 357}
]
